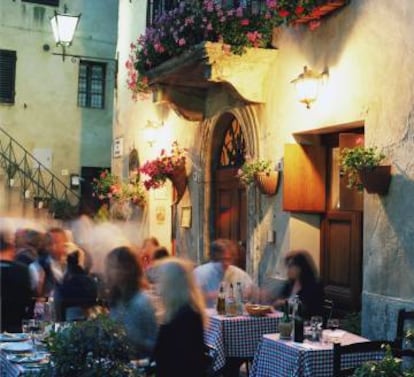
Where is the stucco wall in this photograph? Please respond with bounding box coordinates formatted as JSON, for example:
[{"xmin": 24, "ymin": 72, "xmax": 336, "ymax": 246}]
[
  {"xmin": 0, "ymin": 0, "xmax": 117, "ymax": 209},
  {"xmin": 116, "ymin": 0, "xmax": 414, "ymax": 339}
]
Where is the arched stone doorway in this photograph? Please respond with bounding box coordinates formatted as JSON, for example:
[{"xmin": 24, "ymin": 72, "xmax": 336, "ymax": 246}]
[
  {"xmin": 198, "ymin": 105, "xmax": 261, "ymax": 277},
  {"xmin": 211, "ymin": 113, "xmax": 247, "ymax": 269}
]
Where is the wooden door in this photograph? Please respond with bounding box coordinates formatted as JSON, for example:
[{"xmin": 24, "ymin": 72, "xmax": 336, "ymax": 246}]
[
  {"xmin": 212, "ymin": 115, "xmax": 247, "ymax": 270},
  {"xmin": 321, "ymin": 211, "xmax": 362, "ymax": 312}
]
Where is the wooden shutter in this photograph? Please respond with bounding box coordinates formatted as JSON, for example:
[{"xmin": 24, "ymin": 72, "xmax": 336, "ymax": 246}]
[
  {"xmin": 0, "ymin": 50, "xmax": 16, "ymax": 104},
  {"xmin": 283, "ymin": 144, "xmax": 327, "ymax": 213}
]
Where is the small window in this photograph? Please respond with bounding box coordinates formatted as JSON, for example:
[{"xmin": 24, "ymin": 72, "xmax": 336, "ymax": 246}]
[
  {"xmin": 0, "ymin": 49, "xmax": 17, "ymax": 104},
  {"xmin": 77, "ymin": 61, "xmax": 106, "ymax": 109},
  {"xmin": 22, "ymin": 0, "xmax": 59, "ymax": 6}
]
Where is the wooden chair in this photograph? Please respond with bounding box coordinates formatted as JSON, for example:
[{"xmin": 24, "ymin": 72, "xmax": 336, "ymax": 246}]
[
  {"xmin": 322, "ymin": 298, "xmax": 334, "ymax": 327},
  {"xmin": 333, "ymin": 340, "xmax": 394, "ymax": 377},
  {"xmin": 395, "ymin": 309, "xmax": 414, "ymax": 348}
]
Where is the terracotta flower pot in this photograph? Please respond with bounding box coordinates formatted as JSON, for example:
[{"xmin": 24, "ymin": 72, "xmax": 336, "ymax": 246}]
[
  {"xmin": 166, "ymin": 163, "xmax": 187, "ymax": 204},
  {"xmin": 357, "ymin": 165, "xmax": 391, "ymax": 195},
  {"xmin": 254, "ymin": 171, "xmax": 279, "ymax": 196}
]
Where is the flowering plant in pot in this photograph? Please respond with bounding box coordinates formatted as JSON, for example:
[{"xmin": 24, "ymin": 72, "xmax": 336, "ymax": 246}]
[
  {"xmin": 139, "ymin": 141, "xmax": 188, "ymax": 203},
  {"xmin": 237, "ymin": 157, "xmax": 279, "ymax": 195},
  {"xmin": 340, "ymin": 146, "xmax": 391, "ymax": 195},
  {"xmin": 126, "ymin": 0, "xmax": 334, "ymax": 97}
]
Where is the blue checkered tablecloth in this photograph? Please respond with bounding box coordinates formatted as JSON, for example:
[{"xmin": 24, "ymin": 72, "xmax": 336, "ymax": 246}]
[
  {"xmin": 204, "ymin": 309, "xmax": 282, "ymax": 372},
  {"xmin": 250, "ymin": 333, "xmax": 385, "ymax": 377},
  {"xmin": 1, "ymin": 351, "xmax": 25, "ymax": 377}
]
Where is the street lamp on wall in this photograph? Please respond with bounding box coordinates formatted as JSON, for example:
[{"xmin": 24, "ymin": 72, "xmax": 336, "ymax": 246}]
[
  {"xmin": 50, "ymin": 6, "xmax": 81, "ymax": 61},
  {"xmin": 291, "ymin": 66, "xmax": 328, "ymax": 109}
]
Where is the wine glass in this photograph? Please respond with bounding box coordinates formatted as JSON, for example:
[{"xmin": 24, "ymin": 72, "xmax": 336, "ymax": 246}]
[
  {"xmin": 310, "ymin": 316, "xmax": 323, "ymax": 341},
  {"xmin": 27, "ymin": 319, "xmax": 43, "ymax": 353}
]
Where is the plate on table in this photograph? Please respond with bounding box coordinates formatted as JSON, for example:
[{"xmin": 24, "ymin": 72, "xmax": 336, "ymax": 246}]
[
  {"xmin": 0, "ymin": 333, "xmax": 29, "ymax": 342},
  {"xmin": 0, "ymin": 341, "xmax": 33, "ymax": 353},
  {"xmin": 245, "ymin": 304, "xmax": 273, "ymax": 317},
  {"xmin": 7, "ymin": 352, "xmax": 49, "ymax": 364}
]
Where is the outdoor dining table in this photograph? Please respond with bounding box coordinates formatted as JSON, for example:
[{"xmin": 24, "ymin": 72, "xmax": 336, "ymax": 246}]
[
  {"xmin": 250, "ymin": 331, "xmax": 384, "ymax": 377},
  {"xmin": 0, "ymin": 349, "xmax": 45, "ymax": 377},
  {"xmin": 204, "ymin": 308, "xmax": 282, "ymax": 372}
]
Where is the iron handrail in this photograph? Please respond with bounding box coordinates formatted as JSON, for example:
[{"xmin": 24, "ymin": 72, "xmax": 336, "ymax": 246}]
[{"xmin": 0, "ymin": 126, "xmax": 80, "ymax": 208}]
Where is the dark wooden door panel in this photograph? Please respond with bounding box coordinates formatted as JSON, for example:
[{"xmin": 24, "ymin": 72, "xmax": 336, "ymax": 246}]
[{"xmin": 321, "ymin": 211, "xmax": 362, "ymax": 311}]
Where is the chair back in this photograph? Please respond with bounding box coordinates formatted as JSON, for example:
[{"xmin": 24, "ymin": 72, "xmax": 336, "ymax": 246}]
[
  {"xmin": 323, "ymin": 299, "xmax": 334, "ymax": 324},
  {"xmin": 396, "ymin": 309, "xmax": 414, "ymax": 348},
  {"xmin": 333, "ymin": 340, "xmax": 393, "ymax": 377}
]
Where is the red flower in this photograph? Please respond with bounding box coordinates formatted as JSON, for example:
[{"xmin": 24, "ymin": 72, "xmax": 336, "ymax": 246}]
[
  {"xmin": 278, "ymin": 9, "xmax": 290, "ymax": 18},
  {"xmin": 240, "ymin": 19, "xmax": 249, "ymax": 26},
  {"xmin": 295, "ymin": 6, "xmax": 305, "ymax": 15}
]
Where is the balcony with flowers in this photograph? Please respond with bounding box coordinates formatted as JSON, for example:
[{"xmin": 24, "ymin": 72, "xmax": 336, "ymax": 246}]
[{"xmin": 127, "ymin": 0, "xmax": 349, "ymax": 119}]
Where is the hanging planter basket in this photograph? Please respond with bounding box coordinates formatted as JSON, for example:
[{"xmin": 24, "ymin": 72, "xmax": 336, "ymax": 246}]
[
  {"xmin": 357, "ymin": 165, "xmax": 391, "ymax": 195},
  {"xmin": 166, "ymin": 163, "xmax": 188, "ymax": 204},
  {"xmin": 254, "ymin": 171, "xmax": 279, "ymax": 196}
]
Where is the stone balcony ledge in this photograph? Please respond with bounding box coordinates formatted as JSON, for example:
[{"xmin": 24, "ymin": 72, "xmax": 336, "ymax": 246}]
[{"xmin": 146, "ymin": 42, "xmax": 278, "ymax": 120}]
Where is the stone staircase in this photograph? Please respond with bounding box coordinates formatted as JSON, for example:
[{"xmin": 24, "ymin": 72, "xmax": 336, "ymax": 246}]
[{"xmin": 0, "ymin": 127, "xmax": 80, "ymax": 220}]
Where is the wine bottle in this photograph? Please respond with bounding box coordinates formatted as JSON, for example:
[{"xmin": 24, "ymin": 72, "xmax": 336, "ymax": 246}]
[
  {"xmin": 226, "ymin": 283, "xmax": 237, "ymax": 316},
  {"xmin": 216, "ymin": 282, "xmax": 226, "ymax": 315},
  {"xmin": 293, "ymin": 296, "xmax": 304, "ymax": 343},
  {"xmin": 235, "ymin": 282, "xmax": 243, "ymax": 315}
]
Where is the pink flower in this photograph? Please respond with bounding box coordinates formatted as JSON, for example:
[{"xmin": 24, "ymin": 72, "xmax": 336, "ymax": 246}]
[
  {"xmin": 178, "ymin": 38, "xmax": 186, "ymax": 46},
  {"xmin": 206, "ymin": 23, "xmax": 213, "ymax": 31},
  {"xmin": 240, "ymin": 19, "xmax": 249, "ymax": 26},
  {"xmin": 295, "ymin": 6, "xmax": 305, "ymax": 15},
  {"xmin": 266, "ymin": 0, "xmax": 277, "ymax": 9},
  {"xmin": 278, "ymin": 9, "xmax": 290, "ymax": 18},
  {"xmin": 309, "ymin": 20, "xmax": 321, "ymax": 31},
  {"xmin": 236, "ymin": 7, "xmax": 243, "ymax": 17}
]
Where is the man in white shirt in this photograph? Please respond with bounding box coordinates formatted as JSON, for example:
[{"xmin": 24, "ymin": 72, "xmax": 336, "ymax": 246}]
[{"xmin": 194, "ymin": 239, "xmax": 253, "ymax": 308}]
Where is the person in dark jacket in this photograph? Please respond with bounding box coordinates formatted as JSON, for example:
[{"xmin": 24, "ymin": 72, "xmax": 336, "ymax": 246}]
[
  {"xmin": 56, "ymin": 245, "xmax": 97, "ymax": 321},
  {"xmin": 274, "ymin": 250, "xmax": 324, "ymax": 319},
  {"xmin": 1, "ymin": 229, "xmax": 33, "ymax": 332},
  {"xmin": 154, "ymin": 258, "xmax": 207, "ymax": 377}
]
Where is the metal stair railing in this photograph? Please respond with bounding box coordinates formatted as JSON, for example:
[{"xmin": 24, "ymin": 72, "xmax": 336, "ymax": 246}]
[{"xmin": 0, "ymin": 126, "xmax": 80, "ymax": 212}]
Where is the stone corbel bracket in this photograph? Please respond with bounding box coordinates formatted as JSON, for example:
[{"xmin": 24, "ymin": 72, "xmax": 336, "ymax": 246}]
[{"xmin": 146, "ymin": 42, "xmax": 278, "ymax": 121}]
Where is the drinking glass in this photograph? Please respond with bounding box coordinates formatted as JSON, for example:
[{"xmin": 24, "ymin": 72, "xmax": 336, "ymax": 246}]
[
  {"xmin": 310, "ymin": 316, "xmax": 323, "ymax": 341},
  {"xmin": 25, "ymin": 319, "xmax": 43, "ymax": 352},
  {"xmin": 327, "ymin": 318, "xmax": 340, "ymax": 331}
]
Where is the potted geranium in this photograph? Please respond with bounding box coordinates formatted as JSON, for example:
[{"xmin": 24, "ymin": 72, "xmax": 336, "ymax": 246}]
[
  {"xmin": 139, "ymin": 141, "xmax": 188, "ymax": 204},
  {"xmin": 237, "ymin": 158, "xmax": 279, "ymax": 196},
  {"xmin": 340, "ymin": 146, "xmax": 391, "ymax": 195},
  {"xmin": 92, "ymin": 170, "xmax": 146, "ymax": 220}
]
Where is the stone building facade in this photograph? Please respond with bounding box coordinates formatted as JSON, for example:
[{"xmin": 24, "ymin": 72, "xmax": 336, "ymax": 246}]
[
  {"xmin": 0, "ymin": 0, "xmax": 117, "ymax": 215},
  {"xmin": 114, "ymin": 0, "xmax": 414, "ymax": 339}
]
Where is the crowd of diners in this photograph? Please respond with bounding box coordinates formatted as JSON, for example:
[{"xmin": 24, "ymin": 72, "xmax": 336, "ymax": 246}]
[{"xmin": 0, "ymin": 224, "xmax": 324, "ymax": 377}]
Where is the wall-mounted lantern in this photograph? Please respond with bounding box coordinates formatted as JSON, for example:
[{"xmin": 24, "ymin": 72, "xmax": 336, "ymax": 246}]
[
  {"xmin": 291, "ymin": 66, "xmax": 328, "ymax": 109},
  {"xmin": 144, "ymin": 120, "xmax": 164, "ymax": 147},
  {"xmin": 50, "ymin": 7, "xmax": 81, "ymax": 60}
]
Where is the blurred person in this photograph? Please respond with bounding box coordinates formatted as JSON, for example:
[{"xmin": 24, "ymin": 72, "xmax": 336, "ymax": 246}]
[
  {"xmin": 29, "ymin": 227, "xmax": 68, "ymax": 297},
  {"xmin": 105, "ymin": 246, "xmax": 158, "ymax": 358},
  {"xmin": 1, "ymin": 230, "xmax": 32, "ymax": 332},
  {"xmin": 55, "ymin": 243, "xmax": 98, "ymax": 321},
  {"xmin": 273, "ymin": 250, "xmax": 324, "ymax": 318},
  {"xmin": 194, "ymin": 239, "xmax": 254, "ymax": 308},
  {"xmin": 139, "ymin": 237, "xmax": 159, "ymax": 269},
  {"xmin": 15, "ymin": 229, "xmax": 44, "ymax": 266},
  {"xmin": 146, "ymin": 246, "xmax": 169, "ymax": 285},
  {"xmin": 154, "ymin": 258, "xmax": 207, "ymax": 377}
]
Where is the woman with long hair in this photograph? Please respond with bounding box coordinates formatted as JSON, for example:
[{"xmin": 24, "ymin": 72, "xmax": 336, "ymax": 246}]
[
  {"xmin": 274, "ymin": 250, "xmax": 324, "ymax": 318},
  {"xmin": 105, "ymin": 246, "xmax": 157, "ymax": 358},
  {"xmin": 154, "ymin": 257, "xmax": 207, "ymax": 377}
]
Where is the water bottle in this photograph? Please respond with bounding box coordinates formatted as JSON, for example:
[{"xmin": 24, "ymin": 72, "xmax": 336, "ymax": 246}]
[{"xmin": 235, "ymin": 282, "xmax": 244, "ymax": 315}]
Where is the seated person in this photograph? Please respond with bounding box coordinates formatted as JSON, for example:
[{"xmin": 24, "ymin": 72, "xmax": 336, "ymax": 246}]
[
  {"xmin": 146, "ymin": 246, "xmax": 169, "ymax": 284},
  {"xmin": 55, "ymin": 244, "xmax": 98, "ymax": 321},
  {"xmin": 1, "ymin": 229, "xmax": 33, "ymax": 332},
  {"xmin": 194, "ymin": 239, "xmax": 254, "ymax": 308},
  {"xmin": 273, "ymin": 250, "xmax": 324, "ymax": 319},
  {"xmin": 105, "ymin": 246, "xmax": 158, "ymax": 358}
]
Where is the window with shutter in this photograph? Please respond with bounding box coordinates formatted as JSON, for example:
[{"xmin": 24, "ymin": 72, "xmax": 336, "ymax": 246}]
[
  {"xmin": 0, "ymin": 49, "xmax": 17, "ymax": 104},
  {"xmin": 22, "ymin": 0, "xmax": 59, "ymax": 6},
  {"xmin": 77, "ymin": 61, "xmax": 106, "ymax": 109}
]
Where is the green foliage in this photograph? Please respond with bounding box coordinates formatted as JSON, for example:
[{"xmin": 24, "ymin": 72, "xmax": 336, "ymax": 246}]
[
  {"xmin": 340, "ymin": 147, "xmax": 386, "ymax": 190},
  {"xmin": 353, "ymin": 345, "xmax": 414, "ymax": 377},
  {"xmin": 40, "ymin": 315, "xmax": 141, "ymax": 377},
  {"xmin": 49, "ymin": 198, "xmax": 78, "ymax": 220},
  {"xmin": 237, "ymin": 159, "xmax": 273, "ymax": 185}
]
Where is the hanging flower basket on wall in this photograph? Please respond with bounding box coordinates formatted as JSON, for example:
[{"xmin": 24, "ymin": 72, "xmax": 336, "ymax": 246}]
[
  {"xmin": 254, "ymin": 171, "xmax": 280, "ymax": 196},
  {"xmin": 166, "ymin": 163, "xmax": 188, "ymax": 205},
  {"xmin": 357, "ymin": 166, "xmax": 391, "ymax": 195}
]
